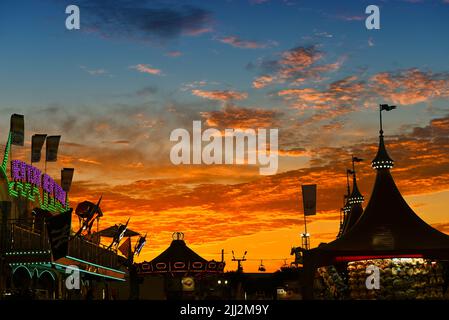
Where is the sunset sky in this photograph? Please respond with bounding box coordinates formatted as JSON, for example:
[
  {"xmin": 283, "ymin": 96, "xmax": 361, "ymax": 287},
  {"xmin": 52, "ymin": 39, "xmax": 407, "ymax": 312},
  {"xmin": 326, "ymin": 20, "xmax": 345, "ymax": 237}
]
[{"xmin": 0, "ymin": 0, "xmax": 448, "ymax": 272}]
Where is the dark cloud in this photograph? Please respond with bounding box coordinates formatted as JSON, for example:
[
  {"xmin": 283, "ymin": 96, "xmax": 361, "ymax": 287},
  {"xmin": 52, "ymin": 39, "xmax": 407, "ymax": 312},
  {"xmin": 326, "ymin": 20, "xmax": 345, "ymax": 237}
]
[{"xmin": 74, "ymin": 0, "xmax": 213, "ymax": 42}]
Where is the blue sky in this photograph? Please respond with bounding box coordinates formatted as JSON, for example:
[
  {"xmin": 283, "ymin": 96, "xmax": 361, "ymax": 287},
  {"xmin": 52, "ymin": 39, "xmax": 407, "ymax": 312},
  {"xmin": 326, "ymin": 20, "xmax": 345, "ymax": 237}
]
[{"xmin": 1, "ymin": 0, "xmax": 448, "ymax": 113}]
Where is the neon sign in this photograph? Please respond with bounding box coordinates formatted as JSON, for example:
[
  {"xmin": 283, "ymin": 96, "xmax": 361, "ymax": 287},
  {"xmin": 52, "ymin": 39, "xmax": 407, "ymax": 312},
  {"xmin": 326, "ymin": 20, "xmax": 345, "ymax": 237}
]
[
  {"xmin": 1, "ymin": 133, "xmax": 69, "ymax": 212},
  {"xmin": 11, "ymin": 160, "xmax": 66, "ymax": 204}
]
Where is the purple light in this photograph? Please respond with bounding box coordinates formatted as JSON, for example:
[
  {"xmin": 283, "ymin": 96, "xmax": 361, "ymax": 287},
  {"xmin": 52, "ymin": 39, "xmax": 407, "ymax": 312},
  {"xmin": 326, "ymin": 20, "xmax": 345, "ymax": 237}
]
[
  {"xmin": 11, "ymin": 160, "xmax": 66, "ymax": 205},
  {"xmin": 54, "ymin": 183, "xmax": 66, "ymax": 204},
  {"xmin": 42, "ymin": 174, "xmax": 55, "ymax": 195},
  {"xmin": 30, "ymin": 166, "xmax": 42, "ymax": 187},
  {"xmin": 11, "ymin": 160, "xmax": 26, "ymax": 181}
]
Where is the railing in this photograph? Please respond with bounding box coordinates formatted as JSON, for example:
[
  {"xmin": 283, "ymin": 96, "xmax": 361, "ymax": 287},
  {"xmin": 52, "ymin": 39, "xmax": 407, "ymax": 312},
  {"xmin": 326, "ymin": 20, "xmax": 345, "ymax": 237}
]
[
  {"xmin": 68, "ymin": 236, "xmax": 118, "ymax": 269},
  {"xmin": 11, "ymin": 224, "xmax": 49, "ymax": 252},
  {"xmin": 3, "ymin": 220, "xmax": 119, "ymax": 270}
]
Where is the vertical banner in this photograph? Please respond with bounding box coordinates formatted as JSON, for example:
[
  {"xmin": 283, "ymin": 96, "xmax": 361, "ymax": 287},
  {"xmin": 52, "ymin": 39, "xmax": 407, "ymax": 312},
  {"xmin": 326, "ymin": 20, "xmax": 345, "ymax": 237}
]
[
  {"xmin": 302, "ymin": 184, "xmax": 317, "ymax": 216},
  {"xmin": 31, "ymin": 134, "xmax": 47, "ymax": 163},
  {"xmin": 46, "ymin": 135, "xmax": 61, "ymax": 162},
  {"xmin": 46, "ymin": 208, "xmax": 72, "ymax": 260},
  {"xmin": 61, "ymin": 168, "xmax": 75, "ymax": 192},
  {"xmin": 10, "ymin": 114, "xmax": 24, "ymax": 146}
]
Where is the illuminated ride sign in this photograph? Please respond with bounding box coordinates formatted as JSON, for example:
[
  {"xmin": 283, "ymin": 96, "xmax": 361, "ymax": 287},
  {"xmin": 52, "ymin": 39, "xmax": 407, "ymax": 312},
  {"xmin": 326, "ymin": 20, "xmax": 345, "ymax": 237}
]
[{"xmin": 1, "ymin": 133, "xmax": 69, "ymax": 213}]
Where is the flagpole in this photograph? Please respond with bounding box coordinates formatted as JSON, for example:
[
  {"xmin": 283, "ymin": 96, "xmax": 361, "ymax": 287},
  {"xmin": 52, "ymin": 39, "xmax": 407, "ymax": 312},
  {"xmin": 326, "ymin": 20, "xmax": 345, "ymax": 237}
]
[
  {"xmin": 379, "ymin": 104, "xmax": 383, "ymax": 135},
  {"xmin": 301, "ymin": 188, "xmax": 309, "ymax": 250}
]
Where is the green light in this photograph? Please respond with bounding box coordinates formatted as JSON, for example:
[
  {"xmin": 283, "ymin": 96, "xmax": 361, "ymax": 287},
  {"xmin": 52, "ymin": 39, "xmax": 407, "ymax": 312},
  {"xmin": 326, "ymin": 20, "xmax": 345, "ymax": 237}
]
[
  {"xmin": 65, "ymin": 255, "xmax": 126, "ymax": 275},
  {"xmin": 1, "ymin": 132, "xmax": 11, "ymax": 175},
  {"xmin": 53, "ymin": 263, "xmax": 126, "ymax": 282},
  {"xmin": 2, "ymin": 131, "xmax": 70, "ymax": 212}
]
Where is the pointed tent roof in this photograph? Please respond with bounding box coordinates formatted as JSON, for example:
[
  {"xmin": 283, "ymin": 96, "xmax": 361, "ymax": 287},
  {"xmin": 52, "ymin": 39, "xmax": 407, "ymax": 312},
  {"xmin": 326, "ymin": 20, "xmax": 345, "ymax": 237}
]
[
  {"xmin": 340, "ymin": 168, "xmax": 364, "ymax": 236},
  {"xmin": 306, "ymin": 129, "xmax": 449, "ymax": 266},
  {"xmin": 150, "ymin": 234, "xmax": 208, "ymax": 265},
  {"xmin": 135, "ymin": 232, "xmax": 225, "ymax": 274},
  {"xmin": 341, "ymin": 202, "xmax": 363, "ymax": 236}
]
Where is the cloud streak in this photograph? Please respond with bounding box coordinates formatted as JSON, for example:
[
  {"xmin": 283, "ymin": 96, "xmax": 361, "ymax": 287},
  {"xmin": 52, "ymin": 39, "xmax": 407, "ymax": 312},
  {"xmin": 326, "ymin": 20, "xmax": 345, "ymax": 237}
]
[
  {"xmin": 218, "ymin": 36, "xmax": 276, "ymax": 49},
  {"xmin": 130, "ymin": 64, "xmax": 162, "ymax": 75},
  {"xmin": 191, "ymin": 89, "xmax": 248, "ymax": 101}
]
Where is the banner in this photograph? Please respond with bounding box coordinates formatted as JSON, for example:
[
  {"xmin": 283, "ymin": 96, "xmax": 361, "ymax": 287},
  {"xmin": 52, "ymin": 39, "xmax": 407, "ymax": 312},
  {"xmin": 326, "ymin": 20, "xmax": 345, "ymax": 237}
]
[
  {"xmin": 10, "ymin": 114, "xmax": 24, "ymax": 146},
  {"xmin": 134, "ymin": 234, "xmax": 146, "ymax": 256},
  {"xmin": 302, "ymin": 184, "xmax": 317, "ymax": 216},
  {"xmin": 46, "ymin": 208, "xmax": 72, "ymax": 260},
  {"xmin": 61, "ymin": 168, "xmax": 74, "ymax": 192},
  {"xmin": 46, "ymin": 135, "xmax": 61, "ymax": 162},
  {"xmin": 31, "ymin": 134, "xmax": 47, "ymax": 163}
]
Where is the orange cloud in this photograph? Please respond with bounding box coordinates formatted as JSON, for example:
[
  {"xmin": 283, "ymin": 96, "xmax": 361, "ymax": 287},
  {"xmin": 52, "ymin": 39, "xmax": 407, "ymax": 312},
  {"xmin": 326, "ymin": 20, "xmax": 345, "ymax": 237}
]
[
  {"xmin": 192, "ymin": 89, "xmax": 248, "ymax": 101},
  {"xmin": 370, "ymin": 69, "xmax": 449, "ymax": 105},
  {"xmin": 278, "ymin": 75, "xmax": 367, "ymax": 125},
  {"xmin": 251, "ymin": 46, "xmax": 344, "ymax": 88},
  {"xmin": 201, "ymin": 104, "xmax": 280, "ymax": 129},
  {"xmin": 252, "ymin": 75, "xmax": 274, "ymax": 89},
  {"xmin": 277, "ymin": 148, "xmax": 309, "ymax": 157}
]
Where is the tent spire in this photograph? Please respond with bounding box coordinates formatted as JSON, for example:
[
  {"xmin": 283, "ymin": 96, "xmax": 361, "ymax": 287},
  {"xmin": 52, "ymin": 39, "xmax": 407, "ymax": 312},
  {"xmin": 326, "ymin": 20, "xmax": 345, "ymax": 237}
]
[
  {"xmin": 349, "ymin": 156, "xmax": 364, "ymax": 205},
  {"xmin": 372, "ymin": 104, "xmax": 396, "ymax": 170}
]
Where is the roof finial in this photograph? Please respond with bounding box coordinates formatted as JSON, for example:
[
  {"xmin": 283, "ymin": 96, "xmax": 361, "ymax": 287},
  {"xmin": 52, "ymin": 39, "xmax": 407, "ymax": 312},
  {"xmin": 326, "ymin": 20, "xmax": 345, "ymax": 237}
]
[
  {"xmin": 173, "ymin": 232, "xmax": 184, "ymax": 240},
  {"xmin": 349, "ymin": 156, "xmax": 364, "ymax": 204}
]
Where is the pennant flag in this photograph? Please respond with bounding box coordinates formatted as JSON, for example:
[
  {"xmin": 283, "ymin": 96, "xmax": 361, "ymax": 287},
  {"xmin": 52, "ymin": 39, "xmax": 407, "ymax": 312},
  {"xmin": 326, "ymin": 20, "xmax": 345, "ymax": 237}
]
[
  {"xmin": 118, "ymin": 237, "xmax": 132, "ymax": 259},
  {"xmin": 46, "ymin": 208, "xmax": 72, "ymax": 260},
  {"xmin": 352, "ymin": 157, "xmax": 364, "ymax": 162},
  {"xmin": 134, "ymin": 234, "xmax": 147, "ymax": 256},
  {"xmin": 61, "ymin": 168, "xmax": 75, "ymax": 192},
  {"xmin": 302, "ymin": 184, "xmax": 317, "ymax": 216},
  {"xmin": 10, "ymin": 114, "xmax": 24, "ymax": 146},
  {"xmin": 46, "ymin": 135, "xmax": 61, "ymax": 162},
  {"xmin": 31, "ymin": 134, "xmax": 47, "ymax": 163},
  {"xmin": 115, "ymin": 218, "xmax": 130, "ymax": 243},
  {"xmin": 380, "ymin": 104, "xmax": 397, "ymax": 111}
]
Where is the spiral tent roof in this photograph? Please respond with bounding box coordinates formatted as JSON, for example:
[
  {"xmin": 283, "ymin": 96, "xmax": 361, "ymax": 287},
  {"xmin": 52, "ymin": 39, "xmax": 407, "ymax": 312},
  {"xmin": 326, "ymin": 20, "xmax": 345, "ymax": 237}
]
[
  {"xmin": 135, "ymin": 232, "xmax": 225, "ymax": 274},
  {"xmin": 304, "ymin": 130, "xmax": 449, "ymax": 267}
]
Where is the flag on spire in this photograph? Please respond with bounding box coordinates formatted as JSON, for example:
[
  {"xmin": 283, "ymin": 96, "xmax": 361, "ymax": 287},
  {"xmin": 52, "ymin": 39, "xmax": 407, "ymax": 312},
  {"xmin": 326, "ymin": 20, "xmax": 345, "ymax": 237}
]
[{"xmin": 380, "ymin": 104, "xmax": 397, "ymax": 111}]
